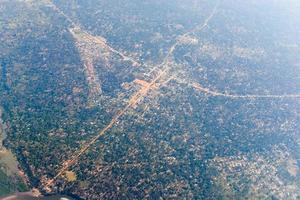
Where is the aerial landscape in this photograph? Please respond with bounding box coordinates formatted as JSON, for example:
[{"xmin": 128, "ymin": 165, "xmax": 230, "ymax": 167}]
[{"xmin": 0, "ymin": 0, "xmax": 300, "ymax": 199}]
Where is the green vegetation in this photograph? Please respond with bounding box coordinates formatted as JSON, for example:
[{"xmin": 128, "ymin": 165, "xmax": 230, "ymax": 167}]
[
  {"xmin": 1, "ymin": 0, "xmax": 300, "ymax": 199},
  {"xmin": 0, "ymin": 167, "xmax": 28, "ymax": 196}
]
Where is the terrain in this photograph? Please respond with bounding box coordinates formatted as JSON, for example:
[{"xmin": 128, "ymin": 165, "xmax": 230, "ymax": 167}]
[
  {"xmin": 1, "ymin": 0, "xmax": 300, "ymax": 199},
  {"xmin": 0, "ymin": 107, "xmax": 28, "ymax": 196}
]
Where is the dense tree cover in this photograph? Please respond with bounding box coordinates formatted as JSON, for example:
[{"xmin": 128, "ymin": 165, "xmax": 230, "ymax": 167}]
[{"xmin": 0, "ymin": 0, "xmax": 300, "ymax": 199}]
